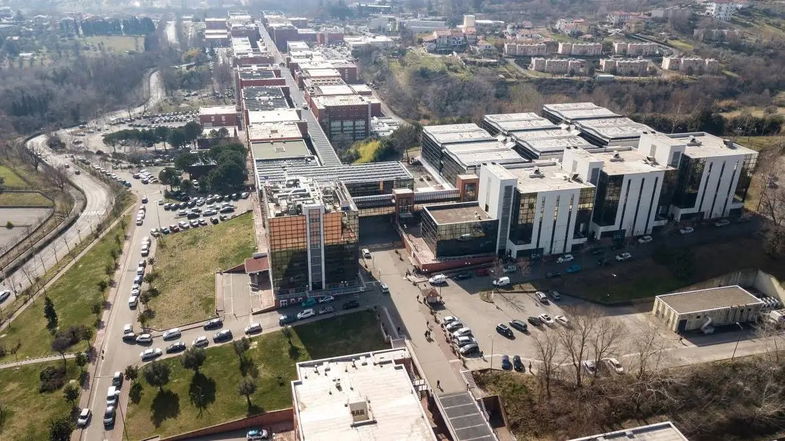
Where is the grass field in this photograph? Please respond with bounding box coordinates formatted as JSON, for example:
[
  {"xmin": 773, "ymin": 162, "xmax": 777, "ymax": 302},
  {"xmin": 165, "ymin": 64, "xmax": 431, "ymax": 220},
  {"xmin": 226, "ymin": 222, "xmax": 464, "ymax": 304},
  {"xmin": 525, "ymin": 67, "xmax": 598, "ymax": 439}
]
[
  {"xmin": 0, "ymin": 359, "xmax": 80, "ymax": 441},
  {"xmin": 0, "ymin": 191, "xmax": 53, "ymax": 207},
  {"xmin": 148, "ymin": 212, "xmax": 256, "ymax": 328},
  {"xmin": 0, "ymin": 222, "xmax": 125, "ymax": 360},
  {"xmin": 81, "ymin": 35, "xmax": 143, "ymax": 53},
  {"xmin": 666, "ymin": 39, "xmax": 694, "ymax": 52},
  {"xmin": 126, "ymin": 310, "xmax": 387, "ymax": 439},
  {"xmin": 0, "ymin": 165, "xmax": 30, "ymax": 189}
]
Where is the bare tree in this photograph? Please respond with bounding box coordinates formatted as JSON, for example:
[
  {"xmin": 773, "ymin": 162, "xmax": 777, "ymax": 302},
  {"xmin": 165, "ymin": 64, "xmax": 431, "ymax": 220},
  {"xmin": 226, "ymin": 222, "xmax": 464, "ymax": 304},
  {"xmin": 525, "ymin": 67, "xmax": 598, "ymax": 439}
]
[
  {"xmin": 14, "ymin": 141, "xmax": 43, "ymax": 171},
  {"xmin": 628, "ymin": 322, "xmax": 667, "ymax": 381},
  {"xmin": 557, "ymin": 307, "xmax": 598, "ymax": 387},
  {"xmin": 532, "ymin": 330, "xmax": 562, "ymax": 399},
  {"xmin": 589, "ymin": 318, "xmax": 626, "ymax": 382},
  {"xmin": 48, "ymin": 164, "xmax": 70, "ymax": 190}
]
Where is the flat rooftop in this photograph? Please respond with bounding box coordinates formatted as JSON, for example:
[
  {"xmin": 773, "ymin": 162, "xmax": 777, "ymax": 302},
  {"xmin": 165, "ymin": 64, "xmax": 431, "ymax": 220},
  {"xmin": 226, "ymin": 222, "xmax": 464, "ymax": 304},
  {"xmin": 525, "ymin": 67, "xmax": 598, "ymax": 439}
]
[
  {"xmin": 199, "ymin": 105, "xmax": 237, "ymax": 115},
  {"xmin": 574, "ymin": 117, "xmax": 653, "ymax": 142},
  {"xmin": 251, "ymin": 140, "xmax": 311, "ymax": 161},
  {"xmin": 665, "ymin": 132, "xmax": 758, "ymax": 159},
  {"xmin": 569, "ymin": 421, "xmax": 688, "ymax": 441},
  {"xmin": 519, "ymin": 136, "xmax": 592, "ymax": 156},
  {"xmin": 302, "ymin": 67, "xmax": 342, "ymax": 78},
  {"xmin": 543, "ymin": 102, "xmax": 621, "ymax": 122},
  {"xmin": 425, "ymin": 203, "xmax": 492, "ymax": 224},
  {"xmin": 242, "ymin": 86, "xmax": 289, "ymax": 111},
  {"xmin": 256, "ymin": 161, "xmax": 413, "ymax": 186},
  {"xmin": 312, "ymin": 94, "xmax": 379, "ymax": 108},
  {"xmin": 247, "ymin": 122, "xmax": 302, "ymax": 141},
  {"xmin": 311, "ymin": 84, "xmax": 355, "ymax": 96},
  {"xmin": 264, "ymin": 177, "xmax": 356, "ymax": 217},
  {"xmin": 238, "ymin": 68, "xmax": 277, "ymax": 80},
  {"xmin": 484, "ymin": 113, "xmax": 558, "ymax": 133},
  {"xmin": 657, "ymin": 285, "xmax": 763, "ymax": 314},
  {"xmin": 581, "ymin": 147, "xmax": 671, "ymax": 175},
  {"xmin": 423, "ymin": 124, "xmax": 495, "ymax": 145},
  {"xmin": 506, "ymin": 162, "xmax": 595, "ymax": 193},
  {"xmin": 247, "ymin": 109, "xmax": 301, "ymax": 124},
  {"xmin": 293, "ymin": 348, "xmax": 436, "ymax": 441}
]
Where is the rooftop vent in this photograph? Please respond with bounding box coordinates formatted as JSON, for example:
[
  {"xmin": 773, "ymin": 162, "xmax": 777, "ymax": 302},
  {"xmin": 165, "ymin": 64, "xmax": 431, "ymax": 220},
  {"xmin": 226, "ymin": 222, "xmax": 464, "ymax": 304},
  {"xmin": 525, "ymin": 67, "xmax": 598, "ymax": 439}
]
[
  {"xmin": 723, "ymin": 138, "xmax": 736, "ymax": 149},
  {"xmin": 687, "ymin": 136, "xmax": 701, "ymax": 146},
  {"xmin": 609, "ymin": 152, "xmax": 624, "ymax": 162},
  {"xmin": 529, "ymin": 168, "xmax": 545, "ymax": 178}
]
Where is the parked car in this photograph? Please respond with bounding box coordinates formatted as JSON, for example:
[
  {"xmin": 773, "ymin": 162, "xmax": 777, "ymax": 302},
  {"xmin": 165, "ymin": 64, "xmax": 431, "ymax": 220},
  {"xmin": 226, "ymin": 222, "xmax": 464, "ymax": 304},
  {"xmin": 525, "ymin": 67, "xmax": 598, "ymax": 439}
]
[
  {"xmin": 245, "ymin": 323, "xmax": 263, "ymax": 334},
  {"xmin": 503, "ymin": 264, "xmax": 518, "ymax": 274},
  {"xmin": 527, "ymin": 316, "xmax": 543, "ymax": 327},
  {"xmin": 279, "ymin": 314, "xmax": 296, "ymax": 326},
  {"xmin": 714, "ymin": 219, "xmax": 730, "ymax": 227},
  {"xmin": 246, "ymin": 428, "xmax": 271, "ymax": 440},
  {"xmin": 380, "ymin": 283, "xmax": 389, "ymax": 293},
  {"xmin": 555, "ymin": 315, "xmax": 570, "ymax": 327},
  {"xmin": 297, "ymin": 308, "xmax": 316, "ymax": 320},
  {"xmin": 509, "ymin": 319, "xmax": 528, "ymax": 333},
  {"xmin": 166, "ymin": 341, "xmax": 186, "ymax": 354},
  {"xmin": 362, "ymin": 248, "xmax": 372, "ymax": 258},
  {"xmin": 550, "ymin": 290, "xmax": 561, "ymax": 301},
  {"xmin": 317, "ymin": 295, "xmax": 335, "ymax": 303},
  {"xmin": 615, "ymin": 252, "xmax": 632, "ymax": 262},
  {"xmin": 428, "ymin": 274, "xmax": 447, "ymax": 285},
  {"xmin": 213, "ymin": 329, "xmax": 233, "ymax": 342},
  {"xmin": 538, "ymin": 314, "xmax": 555, "ymax": 326},
  {"xmin": 0, "ymin": 290, "xmax": 11, "ymax": 303},
  {"xmin": 451, "ymin": 327, "xmax": 473, "ymax": 339},
  {"xmin": 442, "ymin": 315, "xmax": 459, "ymax": 325},
  {"xmin": 193, "ymin": 336, "xmax": 209, "ymax": 347},
  {"xmin": 318, "ymin": 305, "xmax": 334, "ymax": 315},
  {"xmin": 566, "ymin": 264, "xmax": 582, "ymax": 273},
  {"xmin": 455, "ymin": 271, "xmax": 472, "ymax": 280},
  {"xmin": 590, "ymin": 248, "xmax": 605, "ymax": 256},
  {"xmin": 492, "ymin": 276, "xmax": 510, "ymax": 287},
  {"xmin": 301, "ymin": 297, "xmax": 317, "ymax": 307},
  {"xmin": 602, "ymin": 357, "xmax": 624, "ymax": 374},
  {"xmin": 459, "ymin": 343, "xmax": 480, "ymax": 356},
  {"xmin": 122, "ymin": 332, "xmax": 137, "ymax": 342},
  {"xmin": 112, "ymin": 371, "xmax": 123, "ymax": 387},
  {"xmin": 535, "ymin": 291, "xmax": 549, "ymax": 304},
  {"xmin": 140, "ymin": 347, "xmax": 162, "ymax": 361},
  {"xmin": 106, "ymin": 386, "xmax": 120, "ymax": 405},
  {"xmin": 637, "ymin": 235, "xmax": 653, "ymax": 244},
  {"xmin": 445, "ymin": 321, "xmax": 464, "ymax": 332},
  {"xmin": 342, "ymin": 300, "xmax": 360, "ymax": 310},
  {"xmin": 545, "ymin": 271, "xmax": 561, "ymax": 279},
  {"xmin": 492, "ymin": 321, "xmax": 511, "ymax": 336},
  {"xmin": 500, "ymin": 355, "xmax": 512, "ymax": 370},
  {"xmin": 582, "ymin": 360, "xmax": 597, "ymax": 375},
  {"xmin": 135, "ymin": 333, "xmax": 153, "ymax": 344},
  {"xmin": 103, "ymin": 405, "xmax": 116, "ymax": 427},
  {"xmin": 76, "ymin": 408, "xmax": 92, "ymax": 428},
  {"xmin": 679, "ymin": 226, "xmax": 695, "ymax": 235},
  {"xmin": 453, "ymin": 335, "xmax": 477, "ymax": 347},
  {"xmin": 508, "ymin": 356, "xmax": 523, "ymax": 374},
  {"xmin": 204, "ymin": 318, "xmax": 223, "ymax": 330},
  {"xmin": 162, "ymin": 328, "xmax": 181, "ymax": 340},
  {"xmin": 556, "ymin": 254, "xmax": 574, "ymax": 263}
]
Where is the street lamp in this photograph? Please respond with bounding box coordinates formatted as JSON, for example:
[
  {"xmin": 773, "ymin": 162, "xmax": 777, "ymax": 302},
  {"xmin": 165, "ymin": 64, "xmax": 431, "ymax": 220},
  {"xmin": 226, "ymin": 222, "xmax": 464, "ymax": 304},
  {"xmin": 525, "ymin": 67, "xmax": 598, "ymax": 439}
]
[
  {"xmin": 731, "ymin": 321, "xmax": 744, "ymax": 360},
  {"xmin": 489, "ymin": 333, "xmax": 495, "ymax": 370}
]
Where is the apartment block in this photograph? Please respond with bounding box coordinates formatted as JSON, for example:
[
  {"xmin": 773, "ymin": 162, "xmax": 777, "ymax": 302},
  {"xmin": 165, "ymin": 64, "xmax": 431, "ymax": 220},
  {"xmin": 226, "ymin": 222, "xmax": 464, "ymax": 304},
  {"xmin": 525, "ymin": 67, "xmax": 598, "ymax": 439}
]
[
  {"xmin": 554, "ymin": 18, "xmax": 590, "ymax": 35},
  {"xmin": 600, "ymin": 58, "xmax": 651, "ymax": 76},
  {"xmin": 530, "ymin": 57, "xmax": 586, "ymax": 75},
  {"xmin": 613, "ymin": 42, "xmax": 658, "ymax": 56},
  {"xmin": 557, "ymin": 42, "xmax": 602, "ymax": 56},
  {"xmin": 503, "ymin": 41, "xmax": 549, "ymax": 57},
  {"xmin": 662, "ymin": 56, "xmax": 721, "ymax": 74}
]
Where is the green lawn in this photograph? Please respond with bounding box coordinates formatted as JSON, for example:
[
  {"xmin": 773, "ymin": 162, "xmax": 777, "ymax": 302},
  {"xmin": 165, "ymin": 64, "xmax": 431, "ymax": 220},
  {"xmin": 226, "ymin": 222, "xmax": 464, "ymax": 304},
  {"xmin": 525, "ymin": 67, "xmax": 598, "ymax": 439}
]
[
  {"xmin": 82, "ymin": 35, "xmax": 143, "ymax": 53},
  {"xmin": 147, "ymin": 212, "xmax": 256, "ymax": 328},
  {"xmin": 0, "ymin": 165, "xmax": 30, "ymax": 189},
  {"xmin": 126, "ymin": 310, "xmax": 387, "ymax": 440},
  {"xmin": 0, "ymin": 359, "xmax": 81, "ymax": 441},
  {"xmin": 0, "ymin": 222, "xmax": 125, "ymax": 361},
  {"xmin": 666, "ymin": 39, "xmax": 694, "ymax": 52},
  {"xmin": 0, "ymin": 191, "xmax": 53, "ymax": 207}
]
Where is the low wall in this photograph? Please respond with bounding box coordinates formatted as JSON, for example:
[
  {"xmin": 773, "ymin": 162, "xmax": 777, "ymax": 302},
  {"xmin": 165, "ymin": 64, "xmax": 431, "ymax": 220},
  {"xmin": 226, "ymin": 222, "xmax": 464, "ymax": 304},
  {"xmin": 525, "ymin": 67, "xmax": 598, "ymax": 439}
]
[{"xmin": 161, "ymin": 408, "xmax": 294, "ymax": 441}]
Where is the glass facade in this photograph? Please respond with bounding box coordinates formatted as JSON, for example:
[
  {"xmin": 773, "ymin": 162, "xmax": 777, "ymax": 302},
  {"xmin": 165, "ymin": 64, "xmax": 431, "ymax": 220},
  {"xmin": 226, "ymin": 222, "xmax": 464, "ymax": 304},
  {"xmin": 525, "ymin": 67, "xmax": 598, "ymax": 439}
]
[
  {"xmin": 658, "ymin": 169, "xmax": 678, "ymax": 217},
  {"xmin": 510, "ymin": 191, "xmax": 537, "ymax": 245},
  {"xmin": 327, "ymin": 119, "xmax": 368, "ymax": 141},
  {"xmin": 592, "ymin": 172, "xmax": 623, "ymax": 226},
  {"xmin": 734, "ymin": 155, "xmax": 756, "ymax": 203},
  {"xmin": 672, "ymin": 156, "xmax": 705, "ymax": 209},
  {"xmin": 573, "ymin": 187, "xmax": 595, "ymax": 237},
  {"xmin": 422, "ymin": 210, "xmax": 498, "ymax": 258},
  {"xmin": 269, "ymin": 216, "xmax": 309, "ymax": 294}
]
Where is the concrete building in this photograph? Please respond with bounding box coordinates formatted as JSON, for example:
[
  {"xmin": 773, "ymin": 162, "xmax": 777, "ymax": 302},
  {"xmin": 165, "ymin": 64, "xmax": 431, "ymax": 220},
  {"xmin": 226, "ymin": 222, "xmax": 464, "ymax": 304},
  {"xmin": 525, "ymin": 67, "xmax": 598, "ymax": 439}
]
[
  {"xmin": 600, "ymin": 58, "xmax": 651, "ymax": 76},
  {"xmin": 421, "ymin": 123, "xmax": 496, "ymax": 179},
  {"xmin": 504, "ymin": 41, "xmax": 549, "ymax": 57},
  {"xmin": 639, "ymin": 132, "xmax": 757, "ymax": 221},
  {"xmin": 563, "ymin": 146, "xmax": 673, "ymax": 239},
  {"xmin": 316, "ymin": 28, "xmax": 344, "ymax": 45},
  {"xmin": 236, "ymin": 65, "xmax": 286, "ymax": 90},
  {"xmin": 261, "ymin": 177, "xmax": 359, "ymax": 304},
  {"xmin": 511, "ymin": 130, "xmax": 594, "ymax": 159},
  {"xmin": 479, "ymin": 162, "xmax": 595, "ymax": 257},
  {"xmin": 423, "ymin": 29, "xmax": 468, "ymax": 52},
  {"xmin": 530, "ymin": 57, "xmax": 587, "ymax": 75},
  {"xmin": 707, "ymin": 1, "xmax": 742, "ymax": 21},
  {"xmin": 571, "ymin": 117, "xmax": 654, "ymax": 146},
  {"xmin": 662, "ymin": 57, "xmax": 721, "ymax": 75},
  {"xmin": 421, "ymin": 202, "xmax": 499, "ymax": 258},
  {"xmin": 542, "ymin": 102, "xmax": 621, "ymax": 124},
  {"xmin": 343, "ymin": 35, "xmax": 395, "ymax": 50},
  {"xmin": 569, "ymin": 421, "xmax": 688, "ymax": 441},
  {"xmin": 557, "ymin": 42, "xmax": 602, "ymax": 56},
  {"xmin": 291, "ymin": 348, "xmax": 438, "ymax": 441},
  {"xmin": 653, "ymin": 286, "xmax": 764, "ymax": 333},
  {"xmin": 554, "ymin": 18, "xmax": 590, "ymax": 36},
  {"xmin": 613, "ymin": 42, "xmax": 658, "ymax": 56},
  {"xmin": 399, "ymin": 17, "xmax": 448, "ymax": 34},
  {"xmin": 198, "ymin": 105, "xmax": 240, "ymax": 128},
  {"xmin": 310, "ymin": 94, "xmax": 383, "ymax": 142},
  {"xmin": 607, "ymin": 11, "xmax": 645, "ymax": 26},
  {"xmin": 481, "ymin": 113, "xmax": 558, "ymax": 137}
]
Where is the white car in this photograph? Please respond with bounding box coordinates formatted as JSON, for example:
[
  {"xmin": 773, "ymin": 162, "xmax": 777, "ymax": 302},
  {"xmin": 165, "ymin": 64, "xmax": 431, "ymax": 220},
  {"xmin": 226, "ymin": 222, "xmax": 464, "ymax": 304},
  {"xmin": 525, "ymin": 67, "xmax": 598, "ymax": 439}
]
[
  {"xmin": 451, "ymin": 327, "xmax": 473, "ymax": 339},
  {"xmin": 556, "ymin": 254, "xmax": 574, "ymax": 263},
  {"xmin": 555, "ymin": 315, "xmax": 570, "ymax": 327},
  {"xmin": 362, "ymin": 248, "xmax": 371, "ymax": 258},
  {"xmin": 0, "ymin": 290, "xmax": 11, "ymax": 303},
  {"xmin": 106, "ymin": 386, "xmax": 120, "ymax": 405},
  {"xmin": 442, "ymin": 315, "xmax": 459, "ymax": 325},
  {"xmin": 245, "ymin": 323, "xmax": 263, "ymax": 334},
  {"xmin": 714, "ymin": 219, "xmax": 730, "ymax": 227},
  {"xmin": 128, "ymin": 295, "xmax": 139, "ymax": 308},
  {"xmin": 535, "ymin": 291, "xmax": 549, "ymax": 304},
  {"xmin": 679, "ymin": 226, "xmax": 695, "ymax": 235},
  {"xmin": 140, "ymin": 347, "xmax": 162, "ymax": 361},
  {"xmin": 428, "ymin": 274, "xmax": 447, "ymax": 285},
  {"xmin": 76, "ymin": 408, "xmax": 91, "ymax": 427},
  {"xmin": 380, "ymin": 283, "xmax": 389, "ymax": 293},
  {"xmin": 538, "ymin": 313, "xmax": 555, "ymax": 326},
  {"xmin": 193, "ymin": 336, "xmax": 209, "ymax": 347},
  {"xmin": 135, "ymin": 333, "xmax": 153, "ymax": 344},
  {"xmin": 637, "ymin": 235, "xmax": 653, "ymax": 244},
  {"xmin": 123, "ymin": 323, "xmax": 133, "ymax": 335},
  {"xmin": 162, "ymin": 328, "xmax": 181, "ymax": 340},
  {"xmin": 615, "ymin": 252, "xmax": 632, "ymax": 262},
  {"xmin": 317, "ymin": 295, "xmax": 334, "ymax": 303},
  {"xmin": 603, "ymin": 357, "xmax": 624, "ymax": 374},
  {"xmin": 582, "ymin": 360, "xmax": 597, "ymax": 375},
  {"xmin": 297, "ymin": 308, "xmax": 315, "ymax": 320}
]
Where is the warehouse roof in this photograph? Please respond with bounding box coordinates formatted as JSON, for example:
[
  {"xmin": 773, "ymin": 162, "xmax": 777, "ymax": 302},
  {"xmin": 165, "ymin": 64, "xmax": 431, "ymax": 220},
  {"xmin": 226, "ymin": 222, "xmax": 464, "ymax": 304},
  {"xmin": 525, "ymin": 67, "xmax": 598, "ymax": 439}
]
[
  {"xmin": 656, "ymin": 286, "xmax": 763, "ymax": 314},
  {"xmin": 569, "ymin": 421, "xmax": 688, "ymax": 441}
]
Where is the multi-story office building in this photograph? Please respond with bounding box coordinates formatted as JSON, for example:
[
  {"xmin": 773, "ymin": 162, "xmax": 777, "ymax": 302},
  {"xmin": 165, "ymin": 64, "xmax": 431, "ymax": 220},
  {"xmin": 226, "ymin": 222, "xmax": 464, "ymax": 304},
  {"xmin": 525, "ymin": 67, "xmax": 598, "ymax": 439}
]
[
  {"xmin": 479, "ymin": 162, "xmax": 595, "ymax": 257},
  {"xmin": 482, "ymin": 113, "xmax": 558, "ymax": 136},
  {"xmin": 563, "ymin": 146, "xmax": 674, "ymax": 239},
  {"xmin": 639, "ymin": 132, "xmax": 757, "ymax": 221},
  {"xmin": 310, "ymin": 94, "xmax": 383, "ymax": 142},
  {"xmin": 421, "ymin": 123, "xmax": 495, "ymax": 172},
  {"xmin": 542, "ymin": 102, "xmax": 621, "ymax": 124},
  {"xmin": 421, "ymin": 203, "xmax": 500, "ymax": 258},
  {"xmin": 261, "ymin": 177, "xmax": 359, "ymax": 305}
]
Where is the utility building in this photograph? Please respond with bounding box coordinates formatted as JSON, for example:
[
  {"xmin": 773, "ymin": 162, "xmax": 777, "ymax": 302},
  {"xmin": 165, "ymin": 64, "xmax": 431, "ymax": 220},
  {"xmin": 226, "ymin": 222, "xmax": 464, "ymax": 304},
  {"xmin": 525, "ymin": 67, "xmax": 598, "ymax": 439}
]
[{"xmin": 653, "ymin": 286, "xmax": 764, "ymax": 333}]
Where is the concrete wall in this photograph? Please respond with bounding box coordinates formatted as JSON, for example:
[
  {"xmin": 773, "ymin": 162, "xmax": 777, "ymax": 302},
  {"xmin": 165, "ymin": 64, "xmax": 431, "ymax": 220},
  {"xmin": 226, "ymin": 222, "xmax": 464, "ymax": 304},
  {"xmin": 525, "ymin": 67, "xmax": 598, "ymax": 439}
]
[{"xmin": 161, "ymin": 408, "xmax": 294, "ymax": 441}]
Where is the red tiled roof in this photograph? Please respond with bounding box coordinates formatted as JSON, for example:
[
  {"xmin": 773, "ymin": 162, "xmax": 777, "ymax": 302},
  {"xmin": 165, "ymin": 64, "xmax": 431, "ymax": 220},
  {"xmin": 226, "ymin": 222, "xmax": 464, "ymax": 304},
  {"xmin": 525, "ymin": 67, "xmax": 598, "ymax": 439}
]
[{"xmin": 244, "ymin": 255, "xmax": 269, "ymax": 274}]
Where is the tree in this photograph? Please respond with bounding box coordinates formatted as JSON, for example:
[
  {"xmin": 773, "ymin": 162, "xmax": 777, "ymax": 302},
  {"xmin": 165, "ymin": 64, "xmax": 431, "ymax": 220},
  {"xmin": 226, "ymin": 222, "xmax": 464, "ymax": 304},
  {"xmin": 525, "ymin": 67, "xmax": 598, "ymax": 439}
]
[
  {"xmin": 75, "ymin": 351, "xmax": 88, "ymax": 368},
  {"xmin": 180, "ymin": 178, "xmax": 194, "ymax": 193},
  {"xmin": 183, "ymin": 121, "xmax": 202, "ymax": 145},
  {"xmin": 48, "ymin": 415, "xmax": 74, "ymax": 441},
  {"xmin": 532, "ymin": 330, "xmax": 561, "ymax": 399},
  {"xmin": 237, "ymin": 377, "xmax": 257, "ymax": 406},
  {"xmin": 125, "ymin": 365, "xmax": 139, "ymax": 382},
  {"xmin": 557, "ymin": 308, "xmax": 597, "ymax": 387},
  {"xmin": 589, "ymin": 318, "xmax": 626, "ymax": 383},
  {"xmin": 63, "ymin": 384, "xmax": 79, "ymax": 407},
  {"xmin": 48, "ymin": 165, "xmax": 69, "ymax": 190},
  {"xmin": 181, "ymin": 347, "xmax": 206, "ymax": 373},
  {"xmin": 167, "ymin": 129, "xmax": 187, "ymax": 149},
  {"xmin": 44, "ymin": 296, "xmax": 58, "ymax": 331},
  {"xmin": 233, "ymin": 337, "xmax": 250, "ymax": 359},
  {"xmin": 143, "ymin": 361, "xmax": 171, "ymax": 392},
  {"xmin": 159, "ymin": 167, "xmax": 180, "ymax": 189},
  {"xmin": 51, "ymin": 335, "xmax": 71, "ymax": 370},
  {"xmin": 764, "ymin": 226, "xmax": 785, "ymax": 258}
]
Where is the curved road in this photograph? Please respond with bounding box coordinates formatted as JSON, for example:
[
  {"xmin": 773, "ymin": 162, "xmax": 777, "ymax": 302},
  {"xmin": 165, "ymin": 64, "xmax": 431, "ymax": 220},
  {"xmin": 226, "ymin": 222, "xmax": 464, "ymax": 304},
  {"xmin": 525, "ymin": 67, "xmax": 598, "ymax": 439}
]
[{"xmin": 0, "ymin": 71, "xmax": 165, "ymax": 313}]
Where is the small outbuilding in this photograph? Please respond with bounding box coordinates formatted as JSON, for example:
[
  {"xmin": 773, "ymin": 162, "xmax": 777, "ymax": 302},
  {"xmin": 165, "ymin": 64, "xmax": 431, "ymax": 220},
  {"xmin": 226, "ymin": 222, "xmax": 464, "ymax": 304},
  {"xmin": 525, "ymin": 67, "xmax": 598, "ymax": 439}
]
[{"xmin": 652, "ymin": 285, "xmax": 764, "ymax": 333}]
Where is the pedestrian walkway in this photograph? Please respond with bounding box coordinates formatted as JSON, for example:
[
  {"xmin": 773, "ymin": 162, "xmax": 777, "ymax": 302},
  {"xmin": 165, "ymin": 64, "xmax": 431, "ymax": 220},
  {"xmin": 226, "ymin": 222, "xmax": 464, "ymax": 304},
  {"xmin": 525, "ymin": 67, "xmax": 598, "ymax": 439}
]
[{"xmin": 0, "ymin": 353, "xmax": 76, "ymax": 369}]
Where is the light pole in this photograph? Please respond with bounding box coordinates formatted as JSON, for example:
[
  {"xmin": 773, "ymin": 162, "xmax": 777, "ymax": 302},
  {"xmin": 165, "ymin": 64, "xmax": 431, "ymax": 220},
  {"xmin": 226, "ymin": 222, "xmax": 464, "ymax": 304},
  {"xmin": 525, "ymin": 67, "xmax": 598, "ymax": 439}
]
[
  {"xmin": 489, "ymin": 333, "xmax": 495, "ymax": 370},
  {"xmin": 731, "ymin": 321, "xmax": 743, "ymax": 360}
]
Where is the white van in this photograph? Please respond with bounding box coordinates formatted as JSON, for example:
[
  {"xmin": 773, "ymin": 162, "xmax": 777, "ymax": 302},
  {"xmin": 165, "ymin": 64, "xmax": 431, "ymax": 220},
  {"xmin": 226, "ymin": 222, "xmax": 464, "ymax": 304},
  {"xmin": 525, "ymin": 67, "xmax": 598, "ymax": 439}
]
[
  {"xmin": 428, "ymin": 274, "xmax": 447, "ymax": 285},
  {"xmin": 492, "ymin": 276, "xmax": 510, "ymax": 287}
]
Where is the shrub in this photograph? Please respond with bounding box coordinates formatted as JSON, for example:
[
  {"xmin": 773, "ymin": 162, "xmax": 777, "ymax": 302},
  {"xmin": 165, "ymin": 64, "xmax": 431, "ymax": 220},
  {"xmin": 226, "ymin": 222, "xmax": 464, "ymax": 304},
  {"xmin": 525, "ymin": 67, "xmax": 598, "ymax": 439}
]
[
  {"xmin": 5, "ymin": 221, "xmax": 13, "ymax": 229},
  {"xmin": 39, "ymin": 366, "xmax": 67, "ymax": 392}
]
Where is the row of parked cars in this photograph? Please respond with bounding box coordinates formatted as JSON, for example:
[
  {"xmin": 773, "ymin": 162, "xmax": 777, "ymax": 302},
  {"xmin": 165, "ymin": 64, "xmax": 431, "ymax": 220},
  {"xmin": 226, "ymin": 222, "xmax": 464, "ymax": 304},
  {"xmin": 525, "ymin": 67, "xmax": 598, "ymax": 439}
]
[
  {"xmin": 162, "ymin": 192, "xmax": 248, "ymax": 212},
  {"xmin": 88, "ymin": 163, "xmax": 132, "ymax": 187},
  {"xmin": 80, "ymin": 371, "xmax": 126, "ymax": 429},
  {"xmin": 441, "ymin": 316, "xmax": 480, "ymax": 356},
  {"xmin": 278, "ymin": 296, "xmax": 360, "ymax": 325}
]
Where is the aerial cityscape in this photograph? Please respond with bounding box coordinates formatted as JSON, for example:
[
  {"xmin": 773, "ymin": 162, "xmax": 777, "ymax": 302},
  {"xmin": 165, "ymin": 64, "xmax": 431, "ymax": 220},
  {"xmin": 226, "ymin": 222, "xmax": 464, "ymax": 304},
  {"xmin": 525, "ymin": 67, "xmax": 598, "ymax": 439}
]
[{"xmin": 1, "ymin": 0, "xmax": 785, "ymax": 440}]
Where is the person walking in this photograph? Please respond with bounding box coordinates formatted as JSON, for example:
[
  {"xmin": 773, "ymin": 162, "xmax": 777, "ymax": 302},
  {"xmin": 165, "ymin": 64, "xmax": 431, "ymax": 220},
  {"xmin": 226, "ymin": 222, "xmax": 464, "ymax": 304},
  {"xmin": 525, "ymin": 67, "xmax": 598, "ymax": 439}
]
[{"xmin": 436, "ymin": 380, "xmax": 441, "ymax": 390}]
